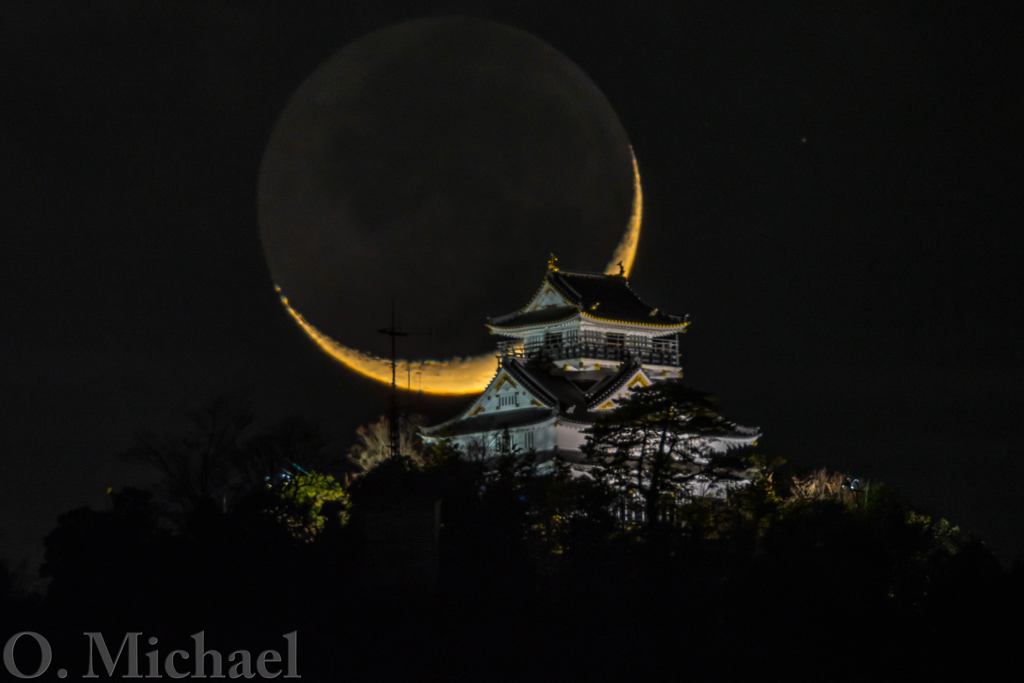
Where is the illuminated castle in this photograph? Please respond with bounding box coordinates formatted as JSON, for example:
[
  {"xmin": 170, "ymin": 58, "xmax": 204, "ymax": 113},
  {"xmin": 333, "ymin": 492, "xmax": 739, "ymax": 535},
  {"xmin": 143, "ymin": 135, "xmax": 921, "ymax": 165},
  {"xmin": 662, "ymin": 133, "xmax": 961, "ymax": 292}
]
[{"xmin": 422, "ymin": 256, "xmax": 758, "ymax": 468}]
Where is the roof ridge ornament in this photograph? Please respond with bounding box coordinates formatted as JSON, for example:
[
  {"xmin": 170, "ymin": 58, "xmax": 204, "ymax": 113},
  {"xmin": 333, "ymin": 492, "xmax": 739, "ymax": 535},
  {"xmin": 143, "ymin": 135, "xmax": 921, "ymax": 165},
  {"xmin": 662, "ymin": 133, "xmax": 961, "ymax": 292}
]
[
  {"xmin": 617, "ymin": 261, "xmax": 625, "ymax": 277},
  {"xmin": 547, "ymin": 252, "xmax": 560, "ymax": 272}
]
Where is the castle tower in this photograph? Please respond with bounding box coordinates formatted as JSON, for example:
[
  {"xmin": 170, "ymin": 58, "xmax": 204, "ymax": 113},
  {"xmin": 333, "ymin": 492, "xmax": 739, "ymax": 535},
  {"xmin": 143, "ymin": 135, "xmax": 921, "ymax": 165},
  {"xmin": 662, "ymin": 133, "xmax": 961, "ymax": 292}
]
[{"xmin": 422, "ymin": 258, "xmax": 758, "ymax": 466}]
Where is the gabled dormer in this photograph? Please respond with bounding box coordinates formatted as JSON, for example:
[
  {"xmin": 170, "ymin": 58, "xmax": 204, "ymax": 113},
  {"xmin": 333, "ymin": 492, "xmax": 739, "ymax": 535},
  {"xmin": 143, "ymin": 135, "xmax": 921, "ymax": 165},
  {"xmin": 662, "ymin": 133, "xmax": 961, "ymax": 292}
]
[
  {"xmin": 588, "ymin": 364, "xmax": 653, "ymax": 411},
  {"xmin": 524, "ymin": 280, "xmax": 572, "ymax": 311},
  {"xmin": 462, "ymin": 365, "xmax": 549, "ymax": 418}
]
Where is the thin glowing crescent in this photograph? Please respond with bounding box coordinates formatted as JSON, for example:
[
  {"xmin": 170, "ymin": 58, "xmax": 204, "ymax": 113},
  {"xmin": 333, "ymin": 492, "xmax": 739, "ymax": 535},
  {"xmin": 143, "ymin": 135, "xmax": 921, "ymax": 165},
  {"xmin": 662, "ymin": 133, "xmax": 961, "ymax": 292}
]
[
  {"xmin": 277, "ymin": 289, "xmax": 496, "ymax": 395},
  {"xmin": 605, "ymin": 151, "xmax": 642, "ymax": 277},
  {"xmin": 275, "ymin": 149, "xmax": 643, "ymax": 395}
]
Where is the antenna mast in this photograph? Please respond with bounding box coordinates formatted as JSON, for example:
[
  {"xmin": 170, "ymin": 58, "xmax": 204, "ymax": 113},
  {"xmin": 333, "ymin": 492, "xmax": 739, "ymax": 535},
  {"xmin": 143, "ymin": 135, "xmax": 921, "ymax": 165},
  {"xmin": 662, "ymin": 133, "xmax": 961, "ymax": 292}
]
[{"xmin": 377, "ymin": 301, "xmax": 408, "ymax": 460}]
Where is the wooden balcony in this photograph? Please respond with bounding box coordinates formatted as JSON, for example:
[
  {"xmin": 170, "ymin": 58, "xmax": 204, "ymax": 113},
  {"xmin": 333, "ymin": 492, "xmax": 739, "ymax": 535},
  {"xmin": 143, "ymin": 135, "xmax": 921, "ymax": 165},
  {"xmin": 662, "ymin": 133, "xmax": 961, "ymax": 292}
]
[{"xmin": 496, "ymin": 331, "xmax": 680, "ymax": 366}]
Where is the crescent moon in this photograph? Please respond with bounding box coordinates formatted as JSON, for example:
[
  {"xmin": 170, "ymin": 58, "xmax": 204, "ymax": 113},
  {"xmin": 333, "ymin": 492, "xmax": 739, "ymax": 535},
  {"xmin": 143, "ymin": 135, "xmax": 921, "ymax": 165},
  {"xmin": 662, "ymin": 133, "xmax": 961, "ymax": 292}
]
[
  {"xmin": 276, "ymin": 149, "xmax": 643, "ymax": 395},
  {"xmin": 605, "ymin": 152, "xmax": 642, "ymax": 278}
]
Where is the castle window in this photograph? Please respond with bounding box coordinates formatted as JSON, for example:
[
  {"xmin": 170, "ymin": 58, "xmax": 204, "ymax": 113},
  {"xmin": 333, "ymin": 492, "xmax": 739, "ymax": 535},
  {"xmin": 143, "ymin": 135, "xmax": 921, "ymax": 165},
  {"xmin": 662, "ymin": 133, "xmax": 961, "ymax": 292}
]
[
  {"xmin": 523, "ymin": 430, "xmax": 535, "ymax": 450},
  {"xmin": 498, "ymin": 394, "xmax": 518, "ymax": 407}
]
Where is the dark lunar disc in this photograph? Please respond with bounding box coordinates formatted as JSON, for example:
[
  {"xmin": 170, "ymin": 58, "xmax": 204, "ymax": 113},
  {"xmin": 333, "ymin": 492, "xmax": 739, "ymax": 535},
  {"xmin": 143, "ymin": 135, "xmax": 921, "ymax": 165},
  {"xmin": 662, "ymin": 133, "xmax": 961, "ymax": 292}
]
[{"xmin": 259, "ymin": 17, "xmax": 635, "ymax": 358}]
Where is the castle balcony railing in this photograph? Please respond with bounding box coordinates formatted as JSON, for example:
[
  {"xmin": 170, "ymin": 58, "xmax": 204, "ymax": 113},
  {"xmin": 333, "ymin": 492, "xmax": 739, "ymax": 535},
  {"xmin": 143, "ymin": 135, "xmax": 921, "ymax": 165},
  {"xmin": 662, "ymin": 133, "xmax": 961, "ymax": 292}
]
[{"xmin": 496, "ymin": 330, "xmax": 680, "ymax": 367}]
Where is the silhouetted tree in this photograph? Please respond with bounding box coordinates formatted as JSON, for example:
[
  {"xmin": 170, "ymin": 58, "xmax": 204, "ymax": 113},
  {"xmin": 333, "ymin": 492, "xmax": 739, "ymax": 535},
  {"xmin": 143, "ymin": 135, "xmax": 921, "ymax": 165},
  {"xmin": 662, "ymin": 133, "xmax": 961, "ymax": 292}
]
[
  {"xmin": 238, "ymin": 415, "xmax": 342, "ymax": 486},
  {"xmin": 41, "ymin": 487, "xmax": 170, "ymax": 619},
  {"xmin": 28, "ymin": 397, "xmax": 1017, "ymax": 680},
  {"xmin": 582, "ymin": 380, "xmax": 752, "ymax": 530},
  {"xmin": 123, "ymin": 397, "xmax": 345, "ymax": 516},
  {"xmin": 122, "ymin": 396, "xmax": 254, "ymax": 513}
]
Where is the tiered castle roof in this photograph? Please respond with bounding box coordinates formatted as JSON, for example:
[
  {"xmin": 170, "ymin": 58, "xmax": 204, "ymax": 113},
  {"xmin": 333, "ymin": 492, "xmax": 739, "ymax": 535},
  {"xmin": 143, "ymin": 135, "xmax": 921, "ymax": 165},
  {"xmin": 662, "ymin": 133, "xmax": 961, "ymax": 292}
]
[{"xmin": 487, "ymin": 264, "xmax": 689, "ymax": 334}]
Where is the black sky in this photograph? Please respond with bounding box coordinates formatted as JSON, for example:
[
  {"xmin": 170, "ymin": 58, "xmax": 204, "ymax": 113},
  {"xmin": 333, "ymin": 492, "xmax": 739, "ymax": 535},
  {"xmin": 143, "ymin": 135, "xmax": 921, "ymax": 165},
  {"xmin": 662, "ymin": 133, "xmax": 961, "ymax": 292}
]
[{"xmin": 1, "ymin": 1, "xmax": 1021, "ymax": 569}]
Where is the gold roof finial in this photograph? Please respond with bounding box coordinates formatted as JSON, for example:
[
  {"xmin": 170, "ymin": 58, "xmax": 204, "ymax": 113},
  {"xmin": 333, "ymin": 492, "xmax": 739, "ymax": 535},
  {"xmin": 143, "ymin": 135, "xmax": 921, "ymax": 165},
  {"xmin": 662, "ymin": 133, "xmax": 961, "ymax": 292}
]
[{"xmin": 547, "ymin": 252, "xmax": 560, "ymax": 272}]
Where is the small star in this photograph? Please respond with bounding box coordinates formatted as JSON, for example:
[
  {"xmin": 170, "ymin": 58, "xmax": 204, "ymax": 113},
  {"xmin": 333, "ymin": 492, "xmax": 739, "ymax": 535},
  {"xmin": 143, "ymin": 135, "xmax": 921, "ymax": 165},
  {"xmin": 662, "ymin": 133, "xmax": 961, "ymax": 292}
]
[{"xmin": 800, "ymin": 136, "xmax": 808, "ymax": 144}]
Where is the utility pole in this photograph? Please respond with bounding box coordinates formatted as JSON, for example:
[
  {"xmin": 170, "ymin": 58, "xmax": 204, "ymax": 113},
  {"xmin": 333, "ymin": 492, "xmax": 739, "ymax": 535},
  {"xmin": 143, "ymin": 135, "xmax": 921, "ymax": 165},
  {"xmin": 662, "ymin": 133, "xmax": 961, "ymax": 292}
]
[{"xmin": 377, "ymin": 301, "xmax": 408, "ymax": 460}]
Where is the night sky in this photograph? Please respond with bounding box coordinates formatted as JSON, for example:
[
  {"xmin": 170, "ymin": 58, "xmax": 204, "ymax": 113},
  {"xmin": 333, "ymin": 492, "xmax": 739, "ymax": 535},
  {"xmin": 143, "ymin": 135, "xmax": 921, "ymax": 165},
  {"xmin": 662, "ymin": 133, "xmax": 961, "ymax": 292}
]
[{"xmin": 2, "ymin": 1, "xmax": 1021, "ymax": 572}]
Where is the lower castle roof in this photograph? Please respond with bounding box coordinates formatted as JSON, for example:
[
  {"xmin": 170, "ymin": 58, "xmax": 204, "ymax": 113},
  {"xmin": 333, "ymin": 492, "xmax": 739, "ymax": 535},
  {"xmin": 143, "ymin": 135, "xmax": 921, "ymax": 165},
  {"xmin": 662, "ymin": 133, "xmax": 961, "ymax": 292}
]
[{"xmin": 423, "ymin": 407, "xmax": 554, "ymax": 438}]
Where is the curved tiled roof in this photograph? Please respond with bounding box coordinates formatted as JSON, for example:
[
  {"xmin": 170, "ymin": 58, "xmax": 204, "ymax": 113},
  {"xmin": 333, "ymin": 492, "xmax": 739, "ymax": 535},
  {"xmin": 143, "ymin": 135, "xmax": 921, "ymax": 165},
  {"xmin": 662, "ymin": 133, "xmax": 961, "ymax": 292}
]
[
  {"xmin": 548, "ymin": 270, "xmax": 682, "ymax": 325},
  {"xmin": 488, "ymin": 268, "xmax": 688, "ymax": 330},
  {"xmin": 425, "ymin": 408, "xmax": 554, "ymax": 438},
  {"xmin": 488, "ymin": 305, "xmax": 578, "ymax": 329},
  {"xmin": 504, "ymin": 358, "xmax": 589, "ymax": 414}
]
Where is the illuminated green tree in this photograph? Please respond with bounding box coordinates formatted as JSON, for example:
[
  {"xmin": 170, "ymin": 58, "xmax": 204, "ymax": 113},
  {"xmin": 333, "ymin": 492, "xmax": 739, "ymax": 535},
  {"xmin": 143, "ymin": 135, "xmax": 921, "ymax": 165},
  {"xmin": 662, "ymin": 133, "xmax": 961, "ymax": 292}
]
[{"xmin": 274, "ymin": 472, "xmax": 351, "ymax": 542}]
